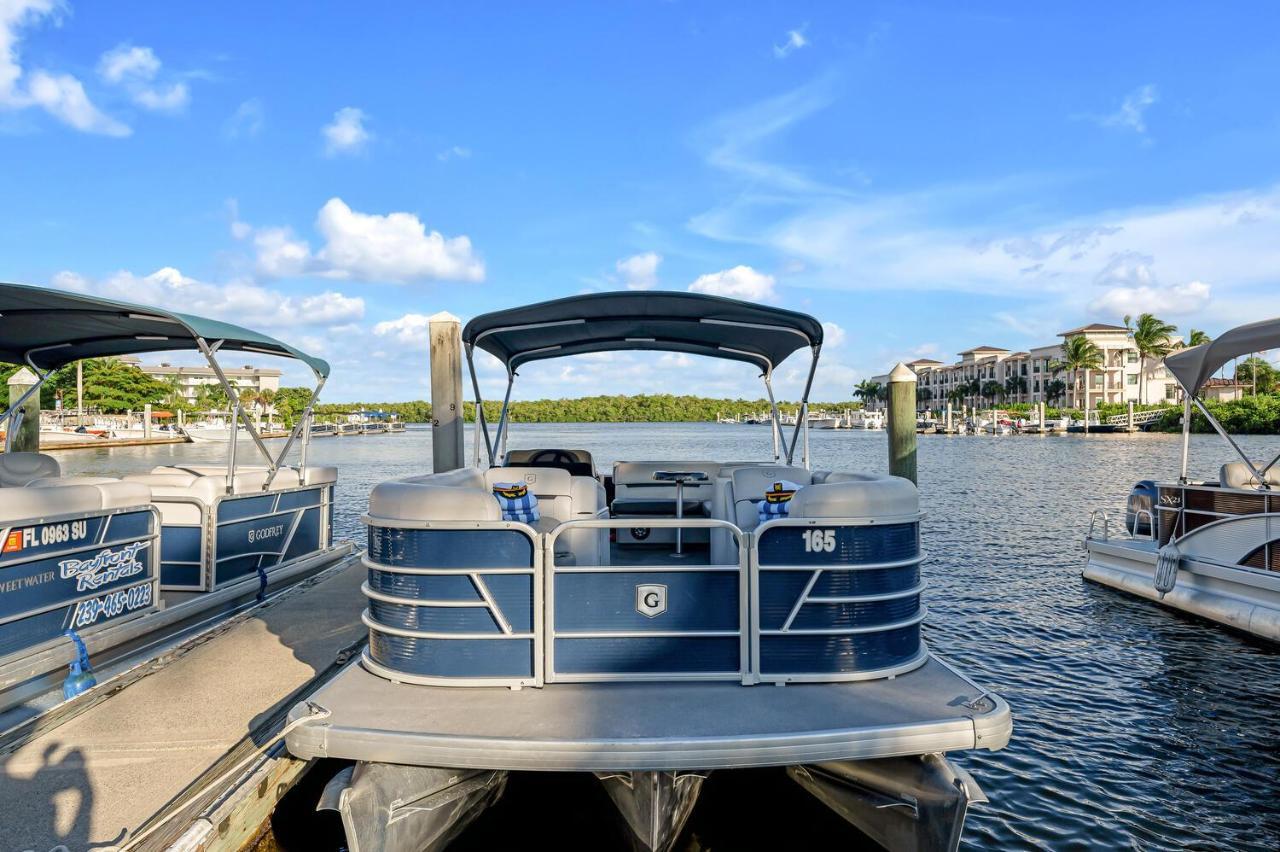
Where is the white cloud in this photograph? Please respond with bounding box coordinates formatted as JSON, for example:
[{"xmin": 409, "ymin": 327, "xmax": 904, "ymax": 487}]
[
  {"xmin": 97, "ymin": 44, "xmax": 159, "ymax": 84},
  {"xmin": 97, "ymin": 43, "xmax": 189, "ymax": 113},
  {"xmin": 373, "ymin": 313, "xmax": 431, "ymax": 347},
  {"xmin": 774, "ymin": 28, "xmax": 809, "ymax": 59},
  {"xmin": 437, "ymin": 145, "xmax": 471, "ymax": 161},
  {"xmin": 224, "ymin": 98, "xmax": 264, "ymax": 139},
  {"xmin": 52, "ymin": 267, "xmax": 365, "ymax": 329},
  {"xmin": 236, "ymin": 198, "xmax": 485, "ymax": 284},
  {"xmin": 0, "ymin": 1, "xmax": 129, "ymax": 135},
  {"xmin": 1096, "ymin": 84, "xmax": 1158, "ymax": 134},
  {"xmin": 1091, "ymin": 280, "xmax": 1211, "ymax": 318},
  {"xmin": 322, "ymin": 106, "xmax": 371, "ymax": 156},
  {"xmin": 688, "ymin": 265, "xmax": 776, "ymax": 301},
  {"xmin": 615, "ymin": 252, "xmax": 661, "ymax": 290},
  {"xmin": 822, "ymin": 321, "xmax": 846, "ymax": 347}
]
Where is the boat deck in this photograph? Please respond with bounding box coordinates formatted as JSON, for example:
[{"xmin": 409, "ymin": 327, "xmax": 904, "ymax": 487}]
[
  {"xmin": 286, "ymin": 654, "xmax": 1011, "ymax": 772},
  {"xmin": 0, "ymin": 552, "xmax": 367, "ymax": 852}
]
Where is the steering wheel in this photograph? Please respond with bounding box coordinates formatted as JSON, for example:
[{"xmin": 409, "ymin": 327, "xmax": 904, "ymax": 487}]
[{"xmin": 529, "ymin": 449, "xmax": 576, "ymax": 467}]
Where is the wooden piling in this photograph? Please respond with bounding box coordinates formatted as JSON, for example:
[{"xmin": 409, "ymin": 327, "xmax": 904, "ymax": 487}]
[
  {"xmin": 887, "ymin": 363, "xmax": 917, "ymax": 484},
  {"xmin": 7, "ymin": 367, "xmax": 40, "ymax": 452},
  {"xmin": 429, "ymin": 312, "xmax": 466, "ymax": 472}
]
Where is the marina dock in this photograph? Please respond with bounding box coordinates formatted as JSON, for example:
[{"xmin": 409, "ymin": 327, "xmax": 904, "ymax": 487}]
[{"xmin": 0, "ymin": 551, "xmax": 365, "ymax": 851}]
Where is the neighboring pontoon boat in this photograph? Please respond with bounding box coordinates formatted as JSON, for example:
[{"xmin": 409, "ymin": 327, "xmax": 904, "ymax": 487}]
[
  {"xmin": 1084, "ymin": 316, "xmax": 1280, "ymax": 640},
  {"xmin": 0, "ymin": 283, "xmax": 350, "ymax": 718},
  {"xmin": 285, "ymin": 291, "xmax": 1011, "ymax": 852}
]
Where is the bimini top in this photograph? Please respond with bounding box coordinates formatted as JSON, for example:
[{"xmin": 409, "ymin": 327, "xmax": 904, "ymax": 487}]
[
  {"xmin": 1165, "ymin": 316, "xmax": 1280, "ymax": 395},
  {"xmin": 0, "ymin": 282, "xmax": 329, "ymax": 377},
  {"xmin": 463, "ymin": 291, "xmax": 824, "ymax": 374}
]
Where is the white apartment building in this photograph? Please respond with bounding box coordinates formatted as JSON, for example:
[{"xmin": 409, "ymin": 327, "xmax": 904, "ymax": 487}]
[
  {"xmin": 873, "ymin": 323, "xmax": 1180, "ymax": 411},
  {"xmin": 119, "ymin": 356, "xmax": 282, "ymax": 405}
]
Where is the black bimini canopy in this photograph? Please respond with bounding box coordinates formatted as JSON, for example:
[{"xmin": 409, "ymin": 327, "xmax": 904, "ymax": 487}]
[
  {"xmin": 463, "ymin": 291, "xmax": 823, "ymax": 376},
  {"xmin": 0, "ymin": 282, "xmax": 329, "ymax": 377}
]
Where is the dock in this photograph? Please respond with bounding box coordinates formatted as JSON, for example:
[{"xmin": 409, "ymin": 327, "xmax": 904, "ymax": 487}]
[{"xmin": 0, "ymin": 551, "xmax": 366, "ymax": 852}]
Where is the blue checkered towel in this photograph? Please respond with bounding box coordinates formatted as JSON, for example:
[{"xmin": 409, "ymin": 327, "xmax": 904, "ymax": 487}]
[
  {"xmin": 492, "ymin": 482, "xmax": 540, "ymax": 523},
  {"xmin": 757, "ymin": 480, "xmax": 803, "ymax": 525}
]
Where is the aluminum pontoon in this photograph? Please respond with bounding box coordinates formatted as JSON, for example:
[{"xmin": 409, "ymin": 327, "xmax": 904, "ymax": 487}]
[
  {"xmin": 0, "ymin": 283, "xmax": 349, "ymax": 719},
  {"xmin": 285, "ymin": 291, "xmax": 1012, "ymax": 852},
  {"xmin": 1084, "ymin": 316, "xmax": 1280, "ymax": 640}
]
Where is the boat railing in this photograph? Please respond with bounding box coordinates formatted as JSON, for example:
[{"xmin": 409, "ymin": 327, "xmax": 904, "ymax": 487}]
[
  {"xmin": 1154, "ymin": 482, "xmax": 1280, "ymax": 546},
  {"xmin": 544, "ymin": 518, "xmax": 750, "ymax": 684},
  {"xmin": 1085, "ymin": 507, "xmax": 1157, "ymax": 546},
  {"xmin": 363, "ymin": 510, "xmax": 931, "ymax": 689}
]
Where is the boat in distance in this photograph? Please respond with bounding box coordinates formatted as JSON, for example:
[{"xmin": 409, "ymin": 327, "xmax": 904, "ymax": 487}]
[
  {"xmin": 1083, "ymin": 315, "xmax": 1280, "ymax": 640},
  {"xmin": 285, "ymin": 290, "xmax": 1012, "ymax": 852},
  {"xmin": 0, "ymin": 282, "xmax": 350, "ymax": 722}
]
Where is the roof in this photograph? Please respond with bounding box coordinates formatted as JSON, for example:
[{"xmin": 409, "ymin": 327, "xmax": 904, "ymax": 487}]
[
  {"xmin": 1058, "ymin": 323, "xmax": 1128, "ymax": 336},
  {"xmin": 0, "ymin": 282, "xmax": 328, "ymax": 377},
  {"xmin": 1166, "ymin": 317, "xmax": 1280, "ymax": 395},
  {"xmin": 957, "ymin": 345, "xmax": 1009, "ymax": 355},
  {"xmin": 907, "ymin": 358, "xmax": 944, "ymax": 366},
  {"xmin": 463, "ymin": 291, "xmax": 823, "ymax": 374}
]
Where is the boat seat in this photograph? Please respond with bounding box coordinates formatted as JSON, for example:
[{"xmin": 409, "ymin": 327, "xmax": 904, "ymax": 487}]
[
  {"xmin": 1220, "ymin": 462, "xmax": 1280, "ymax": 490},
  {"xmin": 25, "ymin": 477, "xmax": 152, "ymax": 510},
  {"xmin": 0, "ymin": 452, "xmax": 60, "ymax": 487},
  {"xmin": 730, "ymin": 466, "xmax": 813, "ymax": 532},
  {"xmin": 301, "ymin": 465, "xmax": 338, "ymax": 486},
  {"xmin": 483, "ymin": 466, "xmax": 606, "ymax": 565},
  {"xmin": 0, "ymin": 484, "xmax": 103, "ymax": 523},
  {"xmin": 611, "ymin": 461, "xmax": 720, "ymax": 517},
  {"xmin": 790, "ymin": 473, "xmax": 919, "ymax": 519}
]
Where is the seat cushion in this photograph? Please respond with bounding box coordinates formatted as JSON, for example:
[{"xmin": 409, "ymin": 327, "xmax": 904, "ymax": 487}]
[
  {"xmin": 0, "ymin": 484, "xmax": 102, "ymax": 523},
  {"xmin": 1220, "ymin": 462, "xmax": 1280, "ymax": 490}
]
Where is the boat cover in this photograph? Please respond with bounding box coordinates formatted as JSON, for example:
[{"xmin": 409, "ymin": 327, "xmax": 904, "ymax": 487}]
[
  {"xmin": 0, "ymin": 282, "xmax": 329, "ymax": 376},
  {"xmin": 463, "ymin": 291, "xmax": 823, "ymax": 374},
  {"xmin": 1164, "ymin": 316, "xmax": 1280, "ymax": 395}
]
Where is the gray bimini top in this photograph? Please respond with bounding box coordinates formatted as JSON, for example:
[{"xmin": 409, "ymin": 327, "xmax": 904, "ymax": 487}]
[
  {"xmin": 1165, "ymin": 316, "xmax": 1280, "ymax": 396},
  {"xmin": 462, "ymin": 291, "xmax": 824, "ymax": 376},
  {"xmin": 0, "ymin": 282, "xmax": 329, "ymax": 377}
]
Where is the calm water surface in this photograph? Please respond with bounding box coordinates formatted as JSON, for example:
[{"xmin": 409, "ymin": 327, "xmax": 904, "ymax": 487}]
[{"xmin": 64, "ymin": 424, "xmax": 1280, "ymax": 850}]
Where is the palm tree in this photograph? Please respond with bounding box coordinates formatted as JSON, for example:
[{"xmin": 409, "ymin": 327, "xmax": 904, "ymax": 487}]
[
  {"xmin": 1052, "ymin": 335, "xmax": 1104, "ymax": 411},
  {"xmin": 1131, "ymin": 313, "xmax": 1178, "ymax": 404},
  {"xmin": 1004, "ymin": 375, "xmax": 1028, "ymax": 404},
  {"xmin": 853, "ymin": 380, "xmax": 882, "ymax": 406},
  {"xmin": 980, "ymin": 380, "xmax": 1003, "ymax": 408},
  {"xmin": 1187, "ymin": 329, "xmax": 1211, "ymax": 347},
  {"xmin": 1045, "ymin": 379, "xmax": 1067, "ymax": 405}
]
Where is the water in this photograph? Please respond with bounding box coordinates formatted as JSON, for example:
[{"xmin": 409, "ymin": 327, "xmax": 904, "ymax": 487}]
[{"xmin": 63, "ymin": 424, "xmax": 1280, "ymax": 850}]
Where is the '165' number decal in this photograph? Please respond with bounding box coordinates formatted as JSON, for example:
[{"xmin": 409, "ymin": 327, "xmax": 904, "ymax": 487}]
[{"xmin": 802, "ymin": 529, "xmax": 837, "ymax": 553}]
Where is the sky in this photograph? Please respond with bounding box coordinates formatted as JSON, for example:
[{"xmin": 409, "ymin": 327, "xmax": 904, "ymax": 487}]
[{"xmin": 3, "ymin": 1, "xmax": 1280, "ymax": 403}]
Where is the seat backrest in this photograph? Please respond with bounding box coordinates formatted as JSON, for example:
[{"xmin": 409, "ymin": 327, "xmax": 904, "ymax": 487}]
[
  {"xmin": 370, "ymin": 467, "xmax": 496, "ymax": 522},
  {"xmin": 0, "ymin": 483, "xmax": 102, "ymax": 523},
  {"xmin": 612, "ymin": 461, "xmax": 722, "ymax": 503},
  {"xmin": 502, "ymin": 448, "xmax": 596, "ymax": 478},
  {"xmin": 484, "ymin": 467, "xmax": 573, "ymax": 521},
  {"xmin": 0, "ymin": 452, "xmax": 60, "ymax": 487},
  {"xmin": 731, "ymin": 466, "xmax": 812, "ymax": 530},
  {"xmin": 1220, "ymin": 462, "xmax": 1280, "ymax": 490},
  {"xmin": 790, "ymin": 473, "xmax": 918, "ymax": 519}
]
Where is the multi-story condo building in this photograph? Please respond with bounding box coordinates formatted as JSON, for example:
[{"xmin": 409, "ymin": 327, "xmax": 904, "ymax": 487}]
[
  {"xmin": 872, "ymin": 323, "xmax": 1179, "ymax": 411},
  {"xmin": 119, "ymin": 356, "xmax": 282, "ymax": 405}
]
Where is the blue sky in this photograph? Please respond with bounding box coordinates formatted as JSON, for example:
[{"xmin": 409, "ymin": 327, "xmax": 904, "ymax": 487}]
[{"xmin": 3, "ymin": 1, "xmax": 1279, "ymax": 402}]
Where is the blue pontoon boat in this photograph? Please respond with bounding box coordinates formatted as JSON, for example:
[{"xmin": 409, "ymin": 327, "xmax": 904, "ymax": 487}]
[
  {"xmin": 286, "ymin": 292, "xmax": 1012, "ymax": 851},
  {"xmin": 0, "ymin": 283, "xmax": 350, "ymax": 717}
]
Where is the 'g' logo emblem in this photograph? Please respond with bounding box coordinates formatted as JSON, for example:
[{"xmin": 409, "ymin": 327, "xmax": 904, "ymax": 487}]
[{"xmin": 636, "ymin": 584, "xmax": 667, "ymax": 618}]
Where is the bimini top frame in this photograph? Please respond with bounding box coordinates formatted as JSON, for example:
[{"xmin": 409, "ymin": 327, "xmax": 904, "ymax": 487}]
[
  {"xmin": 1164, "ymin": 315, "xmax": 1280, "ymax": 485},
  {"xmin": 0, "ymin": 282, "xmax": 330, "ymax": 488},
  {"xmin": 461, "ymin": 291, "xmax": 824, "ymax": 467}
]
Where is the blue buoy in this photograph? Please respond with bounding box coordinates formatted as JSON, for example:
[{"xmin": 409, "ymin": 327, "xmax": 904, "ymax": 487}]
[{"xmin": 62, "ymin": 630, "xmax": 97, "ymax": 700}]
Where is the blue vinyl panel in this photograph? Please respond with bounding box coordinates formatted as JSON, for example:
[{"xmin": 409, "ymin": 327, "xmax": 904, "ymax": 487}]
[
  {"xmin": 368, "ymin": 527, "xmax": 533, "ymax": 569},
  {"xmin": 554, "ymin": 571, "xmax": 739, "ymax": 632},
  {"xmin": 366, "ymin": 570, "xmax": 484, "ymax": 601},
  {"xmin": 812, "ymin": 566, "xmax": 920, "ymax": 596},
  {"xmin": 788, "ymin": 595, "xmax": 920, "ymax": 631},
  {"xmin": 756, "ymin": 522, "xmax": 919, "ymax": 566},
  {"xmin": 216, "ymin": 493, "xmax": 276, "ymax": 522},
  {"xmin": 554, "ymin": 636, "xmax": 740, "ymax": 675},
  {"xmin": 274, "ymin": 488, "xmax": 322, "ymax": 511},
  {"xmin": 159, "ymin": 525, "xmax": 203, "ymax": 588},
  {"xmin": 367, "ymin": 600, "xmax": 501, "ymax": 633},
  {"xmin": 368, "ymin": 631, "xmax": 533, "ymax": 678},
  {"xmin": 481, "ymin": 573, "xmax": 533, "ymax": 633},
  {"xmin": 759, "ymin": 624, "xmax": 921, "ymax": 675},
  {"xmin": 0, "ymin": 579, "xmax": 155, "ymax": 658}
]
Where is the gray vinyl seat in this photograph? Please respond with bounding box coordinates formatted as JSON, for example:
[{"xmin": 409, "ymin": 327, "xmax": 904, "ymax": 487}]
[
  {"xmin": 611, "ymin": 461, "xmax": 721, "ymax": 518},
  {"xmin": 0, "ymin": 452, "xmax": 60, "ymax": 486},
  {"xmin": 1220, "ymin": 461, "xmax": 1280, "ymax": 490}
]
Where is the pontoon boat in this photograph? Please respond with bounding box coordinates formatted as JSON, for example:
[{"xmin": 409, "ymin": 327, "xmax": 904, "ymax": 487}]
[
  {"xmin": 1084, "ymin": 317, "xmax": 1280, "ymax": 640},
  {"xmin": 285, "ymin": 291, "xmax": 1011, "ymax": 852},
  {"xmin": 0, "ymin": 283, "xmax": 349, "ymax": 718}
]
